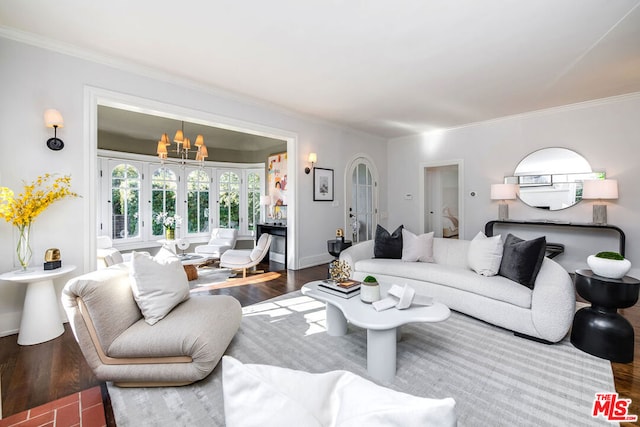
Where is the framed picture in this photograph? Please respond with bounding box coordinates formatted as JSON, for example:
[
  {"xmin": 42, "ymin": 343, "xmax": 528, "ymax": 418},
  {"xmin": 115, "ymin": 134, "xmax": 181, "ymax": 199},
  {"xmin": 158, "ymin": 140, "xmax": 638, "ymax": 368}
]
[{"xmin": 313, "ymin": 167, "xmax": 334, "ymax": 201}]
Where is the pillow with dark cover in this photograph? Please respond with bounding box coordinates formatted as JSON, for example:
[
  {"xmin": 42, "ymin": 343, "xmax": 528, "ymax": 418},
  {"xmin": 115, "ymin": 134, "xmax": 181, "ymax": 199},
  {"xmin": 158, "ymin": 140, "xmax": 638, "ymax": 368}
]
[
  {"xmin": 374, "ymin": 225, "xmax": 403, "ymax": 259},
  {"xmin": 498, "ymin": 234, "xmax": 546, "ymax": 289}
]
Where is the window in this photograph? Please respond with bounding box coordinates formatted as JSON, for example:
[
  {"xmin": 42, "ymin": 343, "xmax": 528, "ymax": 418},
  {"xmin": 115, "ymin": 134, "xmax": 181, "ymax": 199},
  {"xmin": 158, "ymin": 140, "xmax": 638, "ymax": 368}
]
[
  {"xmin": 152, "ymin": 167, "xmax": 178, "ymax": 236},
  {"xmin": 247, "ymin": 172, "xmax": 261, "ymax": 233},
  {"xmin": 110, "ymin": 163, "xmax": 141, "ymax": 240},
  {"xmin": 99, "ymin": 153, "xmax": 265, "ymax": 247},
  {"xmin": 218, "ymin": 171, "xmax": 240, "ymax": 229},
  {"xmin": 187, "ymin": 169, "xmax": 210, "ymax": 234}
]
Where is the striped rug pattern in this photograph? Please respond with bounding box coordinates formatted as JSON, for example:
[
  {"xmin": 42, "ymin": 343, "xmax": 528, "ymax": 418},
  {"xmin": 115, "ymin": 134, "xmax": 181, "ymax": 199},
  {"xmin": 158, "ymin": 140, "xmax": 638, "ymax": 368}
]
[{"xmin": 108, "ymin": 292, "xmax": 615, "ymax": 426}]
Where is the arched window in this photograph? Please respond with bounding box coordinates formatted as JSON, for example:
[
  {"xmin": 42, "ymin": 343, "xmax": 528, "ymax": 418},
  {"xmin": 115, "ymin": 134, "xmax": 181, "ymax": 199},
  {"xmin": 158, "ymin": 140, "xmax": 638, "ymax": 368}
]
[
  {"xmin": 247, "ymin": 172, "xmax": 261, "ymax": 233},
  {"xmin": 219, "ymin": 171, "xmax": 240, "ymax": 229},
  {"xmin": 110, "ymin": 163, "xmax": 141, "ymax": 240},
  {"xmin": 187, "ymin": 169, "xmax": 210, "ymax": 234},
  {"xmin": 152, "ymin": 167, "xmax": 178, "ymax": 236}
]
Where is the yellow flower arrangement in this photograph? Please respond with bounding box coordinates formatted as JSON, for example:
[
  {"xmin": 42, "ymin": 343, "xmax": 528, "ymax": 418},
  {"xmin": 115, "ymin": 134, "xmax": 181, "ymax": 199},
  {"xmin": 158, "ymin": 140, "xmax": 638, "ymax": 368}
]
[{"xmin": 0, "ymin": 174, "xmax": 79, "ymax": 269}]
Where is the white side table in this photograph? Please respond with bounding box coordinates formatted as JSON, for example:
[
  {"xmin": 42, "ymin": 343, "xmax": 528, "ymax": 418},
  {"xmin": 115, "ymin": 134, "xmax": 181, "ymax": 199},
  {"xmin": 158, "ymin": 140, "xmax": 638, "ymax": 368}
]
[{"xmin": 0, "ymin": 265, "xmax": 76, "ymax": 345}]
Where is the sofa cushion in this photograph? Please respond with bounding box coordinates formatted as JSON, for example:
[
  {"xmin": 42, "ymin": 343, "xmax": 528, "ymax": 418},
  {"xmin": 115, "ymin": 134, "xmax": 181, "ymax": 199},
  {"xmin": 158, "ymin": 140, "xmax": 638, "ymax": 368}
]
[
  {"xmin": 498, "ymin": 234, "xmax": 546, "ymax": 289},
  {"xmin": 374, "ymin": 224, "xmax": 403, "ymax": 259},
  {"xmin": 402, "ymin": 229, "xmax": 434, "ymax": 262},
  {"xmin": 129, "ymin": 251, "xmax": 190, "ymax": 325},
  {"xmin": 467, "ymin": 232, "xmax": 503, "ymax": 277},
  {"xmin": 354, "ymin": 259, "xmax": 532, "ymax": 308},
  {"xmin": 222, "ymin": 356, "xmax": 457, "ymax": 427}
]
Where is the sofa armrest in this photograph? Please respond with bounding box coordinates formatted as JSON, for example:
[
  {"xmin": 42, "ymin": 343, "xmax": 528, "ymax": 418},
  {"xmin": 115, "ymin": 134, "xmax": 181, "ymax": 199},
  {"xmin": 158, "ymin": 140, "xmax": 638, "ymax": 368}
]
[
  {"xmin": 339, "ymin": 240, "xmax": 374, "ymax": 273},
  {"xmin": 529, "ymin": 258, "xmax": 576, "ymax": 342}
]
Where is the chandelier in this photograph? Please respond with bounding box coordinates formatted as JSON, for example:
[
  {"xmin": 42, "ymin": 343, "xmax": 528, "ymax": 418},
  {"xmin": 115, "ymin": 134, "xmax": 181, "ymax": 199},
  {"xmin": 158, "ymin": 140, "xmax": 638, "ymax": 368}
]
[{"xmin": 156, "ymin": 122, "xmax": 208, "ymax": 163}]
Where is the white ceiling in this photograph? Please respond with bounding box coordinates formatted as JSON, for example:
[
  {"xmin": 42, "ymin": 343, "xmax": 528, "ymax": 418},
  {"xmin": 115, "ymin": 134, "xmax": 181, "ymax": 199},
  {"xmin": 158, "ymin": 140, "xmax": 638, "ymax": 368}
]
[{"xmin": 1, "ymin": 0, "xmax": 640, "ymax": 139}]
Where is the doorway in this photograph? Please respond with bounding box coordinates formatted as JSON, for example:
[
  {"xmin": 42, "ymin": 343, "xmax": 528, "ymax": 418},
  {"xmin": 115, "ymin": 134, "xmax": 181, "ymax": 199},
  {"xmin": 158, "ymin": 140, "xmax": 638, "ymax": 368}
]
[
  {"xmin": 345, "ymin": 156, "xmax": 379, "ymax": 243},
  {"xmin": 422, "ymin": 161, "xmax": 463, "ymax": 239}
]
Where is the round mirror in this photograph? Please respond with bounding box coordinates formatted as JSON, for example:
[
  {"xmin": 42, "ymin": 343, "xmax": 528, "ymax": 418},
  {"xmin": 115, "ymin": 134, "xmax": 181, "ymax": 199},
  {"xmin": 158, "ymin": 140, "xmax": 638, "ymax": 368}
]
[{"xmin": 506, "ymin": 148, "xmax": 603, "ymax": 211}]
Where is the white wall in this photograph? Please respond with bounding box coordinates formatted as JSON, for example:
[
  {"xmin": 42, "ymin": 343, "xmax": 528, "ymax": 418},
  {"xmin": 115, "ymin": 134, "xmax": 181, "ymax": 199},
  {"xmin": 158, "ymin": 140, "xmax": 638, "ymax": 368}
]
[
  {"xmin": 388, "ymin": 92, "xmax": 640, "ymax": 276},
  {"xmin": 0, "ymin": 36, "xmax": 388, "ymax": 336}
]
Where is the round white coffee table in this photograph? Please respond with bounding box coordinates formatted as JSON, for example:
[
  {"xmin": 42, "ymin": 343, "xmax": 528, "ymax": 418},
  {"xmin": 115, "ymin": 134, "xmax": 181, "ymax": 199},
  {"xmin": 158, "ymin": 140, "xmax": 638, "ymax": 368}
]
[
  {"xmin": 302, "ymin": 280, "xmax": 450, "ymax": 382},
  {"xmin": 0, "ymin": 265, "xmax": 76, "ymax": 345}
]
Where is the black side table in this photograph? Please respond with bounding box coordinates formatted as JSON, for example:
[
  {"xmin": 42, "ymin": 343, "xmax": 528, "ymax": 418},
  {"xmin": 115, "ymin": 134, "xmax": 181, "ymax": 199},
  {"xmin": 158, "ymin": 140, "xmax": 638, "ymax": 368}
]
[
  {"xmin": 327, "ymin": 239, "xmax": 352, "ymax": 258},
  {"xmin": 570, "ymin": 269, "xmax": 639, "ymax": 363}
]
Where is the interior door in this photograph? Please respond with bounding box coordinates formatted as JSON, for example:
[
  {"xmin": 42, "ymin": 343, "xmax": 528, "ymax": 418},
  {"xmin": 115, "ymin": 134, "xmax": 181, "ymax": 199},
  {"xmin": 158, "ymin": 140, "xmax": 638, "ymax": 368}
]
[
  {"xmin": 424, "ymin": 164, "xmax": 460, "ymax": 239},
  {"xmin": 346, "ymin": 157, "xmax": 378, "ymax": 243}
]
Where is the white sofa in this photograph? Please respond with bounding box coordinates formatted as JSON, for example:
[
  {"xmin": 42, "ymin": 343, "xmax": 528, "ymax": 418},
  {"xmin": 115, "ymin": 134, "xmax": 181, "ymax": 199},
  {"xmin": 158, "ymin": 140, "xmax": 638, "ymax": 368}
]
[{"xmin": 339, "ymin": 238, "xmax": 575, "ymax": 343}]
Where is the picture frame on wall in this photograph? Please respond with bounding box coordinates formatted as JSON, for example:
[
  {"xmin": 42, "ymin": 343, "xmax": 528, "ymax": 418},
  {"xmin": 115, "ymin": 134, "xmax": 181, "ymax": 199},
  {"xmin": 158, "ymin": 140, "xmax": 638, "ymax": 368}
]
[{"xmin": 313, "ymin": 167, "xmax": 334, "ymax": 201}]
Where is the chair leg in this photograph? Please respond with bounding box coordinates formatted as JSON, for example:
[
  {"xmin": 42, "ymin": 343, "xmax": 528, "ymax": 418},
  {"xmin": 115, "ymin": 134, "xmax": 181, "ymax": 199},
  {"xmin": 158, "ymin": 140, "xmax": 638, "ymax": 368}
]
[{"xmin": 242, "ymin": 268, "xmax": 247, "ymax": 278}]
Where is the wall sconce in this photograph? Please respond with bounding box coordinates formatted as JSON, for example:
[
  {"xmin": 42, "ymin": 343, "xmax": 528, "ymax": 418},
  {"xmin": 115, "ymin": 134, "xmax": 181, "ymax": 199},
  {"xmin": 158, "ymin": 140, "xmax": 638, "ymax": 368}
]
[
  {"xmin": 44, "ymin": 109, "xmax": 65, "ymax": 151},
  {"xmin": 490, "ymin": 183, "xmax": 518, "ymax": 220},
  {"xmin": 582, "ymin": 179, "xmax": 618, "ymax": 224},
  {"xmin": 305, "ymin": 152, "xmax": 317, "ymax": 174}
]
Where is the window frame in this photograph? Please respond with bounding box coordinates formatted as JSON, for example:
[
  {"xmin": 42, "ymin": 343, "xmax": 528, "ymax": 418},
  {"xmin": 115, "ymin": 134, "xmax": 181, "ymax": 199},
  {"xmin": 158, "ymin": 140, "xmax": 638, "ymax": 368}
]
[{"xmin": 98, "ymin": 150, "xmax": 264, "ymax": 249}]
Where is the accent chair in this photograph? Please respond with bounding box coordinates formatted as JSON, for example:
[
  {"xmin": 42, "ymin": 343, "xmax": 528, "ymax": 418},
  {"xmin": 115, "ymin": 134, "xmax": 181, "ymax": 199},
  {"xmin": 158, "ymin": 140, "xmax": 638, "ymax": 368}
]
[
  {"xmin": 220, "ymin": 233, "xmax": 272, "ymax": 278},
  {"xmin": 194, "ymin": 228, "xmax": 238, "ymax": 259}
]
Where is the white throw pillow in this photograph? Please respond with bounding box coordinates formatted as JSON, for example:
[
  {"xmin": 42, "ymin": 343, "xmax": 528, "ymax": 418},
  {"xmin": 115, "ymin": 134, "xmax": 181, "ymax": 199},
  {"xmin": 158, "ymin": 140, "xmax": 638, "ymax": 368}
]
[
  {"xmin": 467, "ymin": 231, "xmax": 503, "ymax": 276},
  {"xmin": 129, "ymin": 251, "xmax": 190, "ymax": 325},
  {"xmin": 222, "ymin": 356, "xmax": 457, "ymax": 427},
  {"xmin": 402, "ymin": 229, "xmax": 435, "ymax": 262}
]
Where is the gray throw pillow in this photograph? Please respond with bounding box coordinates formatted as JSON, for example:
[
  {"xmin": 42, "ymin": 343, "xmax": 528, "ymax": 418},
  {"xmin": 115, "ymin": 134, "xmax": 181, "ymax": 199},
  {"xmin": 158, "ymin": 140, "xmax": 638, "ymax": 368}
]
[
  {"xmin": 498, "ymin": 234, "xmax": 546, "ymax": 289},
  {"xmin": 374, "ymin": 225, "xmax": 403, "ymax": 259}
]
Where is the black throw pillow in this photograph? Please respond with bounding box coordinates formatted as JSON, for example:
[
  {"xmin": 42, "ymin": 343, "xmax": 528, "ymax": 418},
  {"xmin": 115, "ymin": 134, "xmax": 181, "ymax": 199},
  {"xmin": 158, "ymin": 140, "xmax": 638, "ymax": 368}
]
[
  {"xmin": 498, "ymin": 234, "xmax": 546, "ymax": 289},
  {"xmin": 374, "ymin": 225, "xmax": 403, "ymax": 259}
]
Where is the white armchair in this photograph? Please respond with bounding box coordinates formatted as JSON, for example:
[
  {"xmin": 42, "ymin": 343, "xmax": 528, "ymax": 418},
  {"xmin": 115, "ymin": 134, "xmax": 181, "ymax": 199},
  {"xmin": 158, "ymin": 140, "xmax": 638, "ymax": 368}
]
[
  {"xmin": 96, "ymin": 236, "xmax": 149, "ymax": 269},
  {"xmin": 194, "ymin": 228, "xmax": 238, "ymax": 258},
  {"xmin": 220, "ymin": 233, "xmax": 272, "ymax": 278},
  {"xmin": 97, "ymin": 236, "xmax": 125, "ymax": 269}
]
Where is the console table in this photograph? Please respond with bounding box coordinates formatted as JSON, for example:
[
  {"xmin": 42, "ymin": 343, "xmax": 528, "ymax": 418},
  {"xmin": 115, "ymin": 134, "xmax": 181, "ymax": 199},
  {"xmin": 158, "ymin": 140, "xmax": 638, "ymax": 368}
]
[
  {"xmin": 256, "ymin": 223, "xmax": 287, "ymax": 269},
  {"xmin": 485, "ymin": 220, "xmax": 626, "ymax": 257}
]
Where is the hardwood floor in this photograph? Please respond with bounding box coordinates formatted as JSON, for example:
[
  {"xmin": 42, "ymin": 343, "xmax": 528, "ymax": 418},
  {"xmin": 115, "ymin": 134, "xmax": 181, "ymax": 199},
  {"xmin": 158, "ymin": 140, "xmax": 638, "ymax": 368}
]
[{"xmin": 1, "ymin": 262, "xmax": 639, "ymax": 425}]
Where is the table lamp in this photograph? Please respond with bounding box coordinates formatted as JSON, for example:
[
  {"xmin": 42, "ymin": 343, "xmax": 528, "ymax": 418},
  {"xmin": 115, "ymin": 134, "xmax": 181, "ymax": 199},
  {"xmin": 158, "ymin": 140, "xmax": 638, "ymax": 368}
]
[
  {"xmin": 490, "ymin": 184, "xmax": 518, "ymax": 220},
  {"xmin": 582, "ymin": 179, "xmax": 618, "ymax": 224},
  {"xmin": 261, "ymin": 195, "xmax": 272, "ymax": 222}
]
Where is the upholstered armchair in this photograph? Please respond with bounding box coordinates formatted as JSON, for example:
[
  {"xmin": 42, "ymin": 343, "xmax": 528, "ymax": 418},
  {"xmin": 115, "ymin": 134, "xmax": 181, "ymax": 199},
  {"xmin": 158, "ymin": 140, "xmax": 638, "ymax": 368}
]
[
  {"xmin": 220, "ymin": 233, "xmax": 272, "ymax": 278},
  {"xmin": 62, "ymin": 264, "xmax": 242, "ymax": 386},
  {"xmin": 194, "ymin": 228, "xmax": 238, "ymax": 258}
]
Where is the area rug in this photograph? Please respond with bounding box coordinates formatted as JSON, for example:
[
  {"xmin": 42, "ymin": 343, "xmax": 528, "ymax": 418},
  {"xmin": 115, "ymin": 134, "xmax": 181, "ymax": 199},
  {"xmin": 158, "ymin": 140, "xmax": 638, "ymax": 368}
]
[{"xmin": 108, "ymin": 292, "xmax": 616, "ymax": 426}]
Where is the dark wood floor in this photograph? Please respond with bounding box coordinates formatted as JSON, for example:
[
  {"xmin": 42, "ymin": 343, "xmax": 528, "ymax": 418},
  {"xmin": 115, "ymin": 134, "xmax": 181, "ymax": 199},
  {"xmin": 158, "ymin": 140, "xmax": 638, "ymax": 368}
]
[{"xmin": 1, "ymin": 262, "xmax": 639, "ymax": 426}]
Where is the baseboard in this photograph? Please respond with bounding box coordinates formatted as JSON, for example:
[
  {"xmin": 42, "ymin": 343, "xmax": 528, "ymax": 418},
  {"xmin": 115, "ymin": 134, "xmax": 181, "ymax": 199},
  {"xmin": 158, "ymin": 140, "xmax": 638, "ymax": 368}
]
[
  {"xmin": 0, "ymin": 311, "xmax": 21, "ymax": 338},
  {"xmin": 297, "ymin": 253, "xmax": 334, "ymax": 270}
]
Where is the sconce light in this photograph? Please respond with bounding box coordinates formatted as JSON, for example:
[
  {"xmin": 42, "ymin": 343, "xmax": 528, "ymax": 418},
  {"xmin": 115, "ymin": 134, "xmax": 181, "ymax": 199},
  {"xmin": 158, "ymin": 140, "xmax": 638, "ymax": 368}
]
[
  {"xmin": 490, "ymin": 183, "xmax": 518, "ymax": 220},
  {"xmin": 305, "ymin": 152, "xmax": 317, "ymax": 174},
  {"xmin": 44, "ymin": 109, "xmax": 64, "ymax": 151},
  {"xmin": 582, "ymin": 179, "xmax": 618, "ymax": 224}
]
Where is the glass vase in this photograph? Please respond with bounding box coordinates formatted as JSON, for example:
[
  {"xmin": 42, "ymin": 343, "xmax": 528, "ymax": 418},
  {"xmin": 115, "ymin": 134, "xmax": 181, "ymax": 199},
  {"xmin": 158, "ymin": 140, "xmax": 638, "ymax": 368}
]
[
  {"xmin": 165, "ymin": 228, "xmax": 175, "ymax": 240},
  {"xmin": 16, "ymin": 224, "xmax": 32, "ymax": 271}
]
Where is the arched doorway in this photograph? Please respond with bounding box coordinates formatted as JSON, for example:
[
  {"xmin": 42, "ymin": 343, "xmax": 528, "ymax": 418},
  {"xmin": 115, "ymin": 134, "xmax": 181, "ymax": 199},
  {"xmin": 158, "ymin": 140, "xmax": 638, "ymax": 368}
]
[{"xmin": 345, "ymin": 155, "xmax": 379, "ymax": 243}]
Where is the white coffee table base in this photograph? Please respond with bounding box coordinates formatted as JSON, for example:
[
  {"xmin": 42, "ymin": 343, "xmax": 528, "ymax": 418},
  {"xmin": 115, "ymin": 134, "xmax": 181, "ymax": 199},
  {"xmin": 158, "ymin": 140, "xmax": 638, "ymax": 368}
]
[{"xmin": 304, "ymin": 281, "xmax": 451, "ymax": 383}]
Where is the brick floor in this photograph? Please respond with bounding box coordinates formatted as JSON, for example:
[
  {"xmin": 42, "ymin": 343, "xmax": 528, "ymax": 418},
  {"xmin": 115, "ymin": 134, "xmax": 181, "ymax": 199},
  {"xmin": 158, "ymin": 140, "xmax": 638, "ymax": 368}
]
[{"xmin": 0, "ymin": 386, "xmax": 106, "ymax": 427}]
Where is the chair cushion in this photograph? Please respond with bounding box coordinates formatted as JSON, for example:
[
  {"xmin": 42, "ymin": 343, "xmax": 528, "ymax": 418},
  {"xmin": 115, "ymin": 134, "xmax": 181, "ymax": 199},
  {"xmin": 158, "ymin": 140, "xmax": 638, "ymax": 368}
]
[
  {"xmin": 222, "ymin": 356, "xmax": 457, "ymax": 427},
  {"xmin": 129, "ymin": 251, "xmax": 190, "ymax": 325},
  {"xmin": 221, "ymin": 250, "xmax": 253, "ymax": 266}
]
